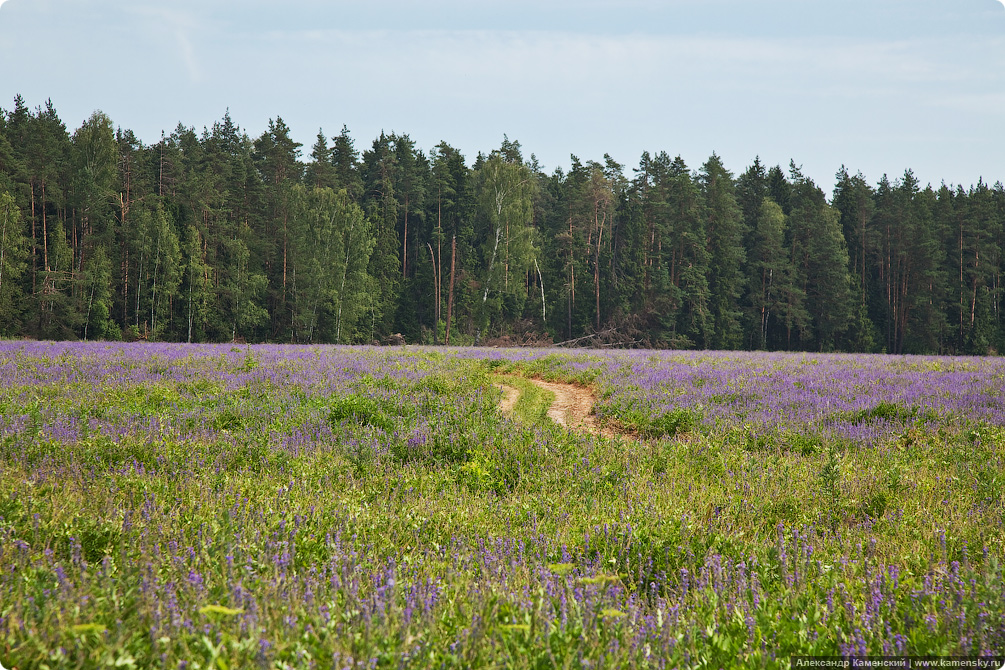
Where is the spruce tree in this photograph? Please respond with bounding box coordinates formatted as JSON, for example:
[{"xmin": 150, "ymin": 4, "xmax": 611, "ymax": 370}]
[{"xmin": 699, "ymin": 154, "xmax": 746, "ymax": 349}]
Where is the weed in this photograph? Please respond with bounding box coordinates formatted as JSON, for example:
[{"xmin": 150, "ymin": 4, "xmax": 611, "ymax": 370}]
[
  {"xmin": 328, "ymin": 394, "xmax": 397, "ymax": 433},
  {"xmin": 819, "ymin": 444, "xmax": 844, "ymax": 532}
]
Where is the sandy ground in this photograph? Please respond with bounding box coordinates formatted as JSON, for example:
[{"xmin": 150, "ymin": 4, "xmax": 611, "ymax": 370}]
[
  {"xmin": 496, "ymin": 384, "xmax": 520, "ymax": 416},
  {"xmin": 497, "ymin": 378, "xmax": 612, "ymax": 437},
  {"xmin": 531, "ymin": 379, "xmax": 601, "ymax": 433}
]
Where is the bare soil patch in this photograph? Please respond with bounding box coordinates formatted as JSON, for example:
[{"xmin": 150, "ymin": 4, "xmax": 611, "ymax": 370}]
[
  {"xmin": 498, "ymin": 376, "xmax": 618, "ymax": 437},
  {"xmin": 496, "ymin": 384, "xmax": 520, "ymax": 416},
  {"xmin": 530, "ymin": 379, "xmax": 600, "ymax": 433}
]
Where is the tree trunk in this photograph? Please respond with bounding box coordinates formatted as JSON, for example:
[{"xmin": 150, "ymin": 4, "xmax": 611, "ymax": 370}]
[
  {"xmin": 135, "ymin": 248, "xmax": 143, "ymax": 329},
  {"xmin": 188, "ymin": 258, "xmax": 194, "ymax": 344},
  {"xmin": 336, "ymin": 218, "xmax": 358, "ymax": 344},
  {"xmin": 960, "ymin": 219, "xmax": 965, "ymax": 345},
  {"xmin": 476, "ymin": 227, "xmax": 503, "ymax": 344},
  {"xmin": 402, "ymin": 196, "xmax": 408, "ymax": 278},
  {"xmin": 159, "ymin": 133, "xmax": 164, "ymax": 197},
  {"xmin": 427, "ymin": 243, "xmax": 439, "ymax": 345},
  {"xmin": 30, "ymin": 182, "xmax": 36, "ymax": 295},
  {"xmin": 971, "ymin": 246, "xmax": 980, "ymax": 327},
  {"xmin": 84, "ymin": 283, "xmax": 94, "ymax": 341},
  {"xmin": 446, "ymin": 235, "xmax": 456, "ymax": 345},
  {"xmin": 0, "ymin": 200, "xmax": 7, "ymax": 298},
  {"xmin": 535, "ymin": 258, "xmax": 546, "ymax": 323},
  {"xmin": 435, "ymin": 197, "xmax": 443, "ymax": 341},
  {"xmin": 594, "ymin": 208, "xmax": 606, "ymax": 332},
  {"xmin": 151, "ymin": 232, "xmax": 161, "ymax": 335},
  {"xmin": 860, "ymin": 206, "xmax": 867, "ymax": 307},
  {"xmin": 568, "ymin": 215, "xmax": 575, "ymax": 339},
  {"xmin": 41, "ymin": 179, "xmax": 49, "ymax": 273}
]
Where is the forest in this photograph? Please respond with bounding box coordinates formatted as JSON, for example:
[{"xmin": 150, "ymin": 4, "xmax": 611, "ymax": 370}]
[{"xmin": 0, "ymin": 95, "xmax": 1003, "ymax": 354}]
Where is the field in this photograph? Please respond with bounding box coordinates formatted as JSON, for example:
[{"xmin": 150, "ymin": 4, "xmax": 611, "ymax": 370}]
[{"xmin": 0, "ymin": 342, "xmax": 1003, "ymax": 668}]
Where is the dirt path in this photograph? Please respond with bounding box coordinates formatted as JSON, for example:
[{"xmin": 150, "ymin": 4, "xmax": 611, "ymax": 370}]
[
  {"xmin": 497, "ymin": 377, "xmax": 611, "ymax": 436},
  {"xmin": 531, "ymin": 379, "xmax": 602, "ymax": 433},
  {"xmin": 497, "ymin": 384, "xmax": 520, "ymax": 416}
]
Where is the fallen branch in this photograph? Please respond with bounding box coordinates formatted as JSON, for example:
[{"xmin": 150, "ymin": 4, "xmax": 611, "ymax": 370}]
[{"xmin": 553, "ymin": 328, "xmax": 619, "ymax": 348}]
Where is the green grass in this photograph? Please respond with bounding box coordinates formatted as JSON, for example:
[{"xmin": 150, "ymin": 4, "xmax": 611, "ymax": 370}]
[
  {"xmin": 491, "ymin": 374, "xmax": 555, "ymax": 427},
  {"xmin": 0, "ymin": 347, "xmax": 1002, "ymax": 668}
]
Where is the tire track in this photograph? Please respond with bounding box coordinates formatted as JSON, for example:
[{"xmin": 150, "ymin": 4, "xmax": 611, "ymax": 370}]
[{"xmin": 496, "ymin": 377, "xmax": 613, "ymax": 437}]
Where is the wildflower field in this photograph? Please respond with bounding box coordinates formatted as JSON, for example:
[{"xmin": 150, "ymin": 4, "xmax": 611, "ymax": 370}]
[{"xmin": 0, "ymin": 342, "xmax": 1003, "ymax": 668}]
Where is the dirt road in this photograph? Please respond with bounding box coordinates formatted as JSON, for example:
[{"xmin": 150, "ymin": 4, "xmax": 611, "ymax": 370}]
[
  {"xmin": 496, "ymin": 377, "xmax": 610, "ymax": 436},
  {"xmin": 530, "ymin": 379, "xmax": 602, "ymax": 433}
]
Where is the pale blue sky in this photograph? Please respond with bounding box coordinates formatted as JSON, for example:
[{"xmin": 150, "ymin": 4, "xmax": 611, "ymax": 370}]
[{"xmin": 1, "ymin": 0, "xmax": 1003, "ymax": 189}]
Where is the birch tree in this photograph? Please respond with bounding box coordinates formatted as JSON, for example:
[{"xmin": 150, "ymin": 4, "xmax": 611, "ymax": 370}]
[
  {"xmin": 289, "ymin": 186, "xmax": 375, "ymax": 343},
  {"xmin": 132, "ymin": 205, "xmax": 181, "ymax": 338},
  {"xmin": 473, "ymin": 150, "xmax": 537, "ymax": 341}
]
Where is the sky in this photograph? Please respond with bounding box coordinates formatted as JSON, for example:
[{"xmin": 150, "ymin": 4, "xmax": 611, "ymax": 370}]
[{"xmin": 0, "ymin": 0, "xmax": 1003, "ymax": 190}]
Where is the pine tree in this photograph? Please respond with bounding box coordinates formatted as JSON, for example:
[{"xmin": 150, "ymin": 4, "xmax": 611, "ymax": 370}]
[
  {"xmin": 832, "ymin": 167, "xmax": 878, "ymax": 351},
  {"xmin": 567, "ymin": 161, "xmax": 615, "ymax": 332},
  {"xmin": 699, "ymin": 154, "xmax": 746, "ymax": 349},
  {"xmin": 958, "ymin": 180, "xmax": 1002, "ymax": 354},
  {"xmin": 305, "ymin": 130, "xmax": 336, "ymax": 190},
  {"xmin": 23, "ymin": 101, "xmax": 72, "ymax": 332},
  {"xmin": 665, "ymin": 156, "xmax": 710, "ymax": 348},
  {"xmin": 807, "ymin": 205, "xmax": 851, "ymax": 350},
  {"xmin": 626, "ymin": 152, "xmax": 675, "ymax": 343},
  {"xmin": 71, "ymin": 111, "xmax": 117, "ymax": 242},
  {"xmin": 0, "ymin": 112, "xmax": 22, "ymax": 199},
  {"xmin": 766, "ymin": 165, "xmax": 791, "ymax": 214},
  {"xmin": 253, "ymin": 117, "xmax": 303, "ymax": 339},
  {"xmin": 361, "ymin": 134, "xmax": 400, "ymax": 340},
  {"xmin": 788, "ymin": 165, "xmax": 850, "ymax": 350},
  {"xmin": 69, "ymin": 111, "xmax": 118, "ymax": 338},
  {"xmin": 204, "ymin": 111, "xmax": 268, "ymax": 342},
  {"xmin": 870, "ymin": 172, "xmax": 947, "ymax": 353},
  {"xmin": 332, "ymin": 126, "xmax": 363, "ymax": 201},
  {"xmin": 428, "ymin": 142, "xmax": 470, "ymax": 343}
]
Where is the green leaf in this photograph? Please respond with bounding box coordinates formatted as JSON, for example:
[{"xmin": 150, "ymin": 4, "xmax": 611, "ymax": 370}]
[{"xmin": 199, "ymin": 604, "xmax": 244, "ymax": 618}]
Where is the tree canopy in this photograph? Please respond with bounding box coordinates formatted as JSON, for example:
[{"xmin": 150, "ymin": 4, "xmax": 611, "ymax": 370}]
[{"xmin": 1, "ymin": 96, "xmax": 1003, "ymax": 354}]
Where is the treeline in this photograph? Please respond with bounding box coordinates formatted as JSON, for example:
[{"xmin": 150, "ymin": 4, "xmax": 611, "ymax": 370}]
[{"xmin": 1, "ymin": 96, "xmax": 1003, "ymax": 354}]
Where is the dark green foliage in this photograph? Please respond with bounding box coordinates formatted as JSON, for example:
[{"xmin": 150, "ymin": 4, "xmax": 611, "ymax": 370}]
[
  {"xmin": 620, "ymin": 407, "xmax": 701, "ymax": 439},
  {"xmin": 0, "ymin": 96, "xmax": 1004, "ymax": 352},
  {"xmin": 819, "ymin": 444, "xmax": 844, "ymax": 531},
  {"xmin": 841, "ymin": 402, "xmax": 940, "ymax": 426},
  {"xmin": 746, "ymin": 198, "xmax": 808, "ymax": 349},
  {"xmin": 850, "ymin": 401, "xmax": 914, "ymax": 424},
  {"xmin": 859, "ymin": 489, "xmax": 888, "ymax": 520},
  {"xmin": 788, "ymin": 165, "xmax": 853, "ymax": 351},
  {"xmin": 328, "ymin": 394, "xmax": 397, "ymax": 433},
  {"xmin": 700, "ymin": 154, "xmax": 746, "ymax": 349},
  {"xmin": 783, "ymin": 432, "xmax": 825, "ymax": 456}
]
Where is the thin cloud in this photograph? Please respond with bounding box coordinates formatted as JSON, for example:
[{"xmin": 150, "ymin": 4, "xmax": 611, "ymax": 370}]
[
  {"xmin": 175, "ymin": 31, "xmax": 202, "ymax": 83},
  {"xmin": 126, "ymin": 6, "xmax": 205, "ymax": 83},
  {"xmin": 1, "ymin": 0, "xmax": 1002, "ymax": 188},
  {"xmin": 248, "ymin": 28, "xmax": 985, "ymax": 90}
]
